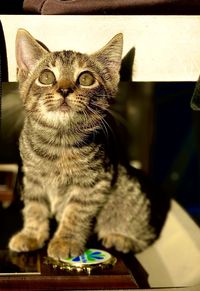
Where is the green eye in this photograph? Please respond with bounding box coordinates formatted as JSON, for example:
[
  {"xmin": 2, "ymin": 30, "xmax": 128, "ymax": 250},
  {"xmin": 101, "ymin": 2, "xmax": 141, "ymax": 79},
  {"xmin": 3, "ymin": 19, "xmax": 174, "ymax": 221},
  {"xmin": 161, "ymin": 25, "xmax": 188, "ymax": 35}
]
[
  {"xmin": 78, "ymin": 71, "xmax": 95, "ymax": 87},
  {"xmin": 38, "ymin": 69, "xmax": 56, "ymax": 85}
]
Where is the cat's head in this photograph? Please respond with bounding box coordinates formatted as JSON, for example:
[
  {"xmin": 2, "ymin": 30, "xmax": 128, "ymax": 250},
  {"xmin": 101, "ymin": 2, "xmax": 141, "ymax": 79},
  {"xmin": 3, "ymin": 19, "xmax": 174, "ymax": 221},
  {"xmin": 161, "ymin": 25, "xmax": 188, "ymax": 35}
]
[{"xmin": 16, "ymin": 29, "xmax": 123, "ymax": 130}]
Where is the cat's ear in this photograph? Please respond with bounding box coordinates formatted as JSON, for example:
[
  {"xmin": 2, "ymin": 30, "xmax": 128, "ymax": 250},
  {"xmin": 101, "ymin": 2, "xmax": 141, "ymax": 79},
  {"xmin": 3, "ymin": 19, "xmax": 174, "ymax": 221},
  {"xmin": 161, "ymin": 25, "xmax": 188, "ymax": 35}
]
[
  {"xmin": 93, "ymin": 33, "xmax": 123, "ymax": 72},
  {"xmin": 16, "ymin": 29, "xmax": 48, "ymax": 72}
]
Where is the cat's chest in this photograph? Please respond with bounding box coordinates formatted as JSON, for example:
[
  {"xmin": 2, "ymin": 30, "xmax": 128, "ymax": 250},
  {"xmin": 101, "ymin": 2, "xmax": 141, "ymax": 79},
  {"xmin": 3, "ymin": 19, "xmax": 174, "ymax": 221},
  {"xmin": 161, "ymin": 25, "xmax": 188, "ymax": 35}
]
[
  {"xmin": 48, "ymin": 146, "xmax": 101, "ymax": 187},
  {"xmin": 55, "ymin": 149, "xmax": 83, "ymax": 174},
  {"xmin": 49, "ymin": 147, "xmax": 92, "ymax": 180}
]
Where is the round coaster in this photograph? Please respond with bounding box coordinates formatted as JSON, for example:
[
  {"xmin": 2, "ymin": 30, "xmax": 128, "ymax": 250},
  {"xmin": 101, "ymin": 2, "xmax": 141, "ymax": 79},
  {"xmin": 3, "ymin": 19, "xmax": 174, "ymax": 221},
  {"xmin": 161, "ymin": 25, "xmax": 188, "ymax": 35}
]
[
  {"xmin": 45, "ymin": 249, "xmax": 117, "ymax": 274},
  {"xmin": 60, "ymin": 249, "xmax": 112, "ymax": 266}
]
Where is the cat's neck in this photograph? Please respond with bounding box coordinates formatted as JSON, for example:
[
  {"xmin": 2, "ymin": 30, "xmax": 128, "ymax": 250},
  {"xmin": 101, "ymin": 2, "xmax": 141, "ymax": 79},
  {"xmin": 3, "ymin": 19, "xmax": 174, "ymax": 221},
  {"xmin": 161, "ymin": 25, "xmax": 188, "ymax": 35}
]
[{"xmin": 24, "ymin": 115, "xmax": 95, "ymax": 148}]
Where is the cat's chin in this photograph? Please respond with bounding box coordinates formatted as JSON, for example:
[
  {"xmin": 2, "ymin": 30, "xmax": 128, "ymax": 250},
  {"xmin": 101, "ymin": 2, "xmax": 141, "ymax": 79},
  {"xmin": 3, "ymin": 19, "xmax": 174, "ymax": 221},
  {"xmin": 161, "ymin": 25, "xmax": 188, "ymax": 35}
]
[
  {"xmin": 43, "ymin": 110, "xmax": 72, "ymax": 126},
  {"xmin": 59, "ymin": 103, "xmax": 70, "ymax": 112}
]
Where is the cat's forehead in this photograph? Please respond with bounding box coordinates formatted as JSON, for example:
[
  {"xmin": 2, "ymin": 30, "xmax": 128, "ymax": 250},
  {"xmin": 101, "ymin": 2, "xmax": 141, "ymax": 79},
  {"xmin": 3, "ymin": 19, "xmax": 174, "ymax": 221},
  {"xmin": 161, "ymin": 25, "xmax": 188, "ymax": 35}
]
[
  {"xmin": 50, "ymin": 50, "xmax": 90, "ymax": 69},
  {"xmin": 45, "ymin": 50, "xmax": 94, "ymax": 79}
]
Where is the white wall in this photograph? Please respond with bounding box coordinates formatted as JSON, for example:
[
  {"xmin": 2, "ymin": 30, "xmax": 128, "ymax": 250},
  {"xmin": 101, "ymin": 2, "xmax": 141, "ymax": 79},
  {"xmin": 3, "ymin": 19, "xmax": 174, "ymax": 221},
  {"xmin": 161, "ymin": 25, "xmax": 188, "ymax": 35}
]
[{"xmin": 1, "ymin": 15, "xmax": 200, "ymax": 82}]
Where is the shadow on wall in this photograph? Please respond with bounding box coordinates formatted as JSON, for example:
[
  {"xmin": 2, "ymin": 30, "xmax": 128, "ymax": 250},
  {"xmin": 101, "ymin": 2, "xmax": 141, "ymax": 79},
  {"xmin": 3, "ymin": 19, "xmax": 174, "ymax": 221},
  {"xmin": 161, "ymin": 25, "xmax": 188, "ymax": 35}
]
[
  {"xmin": 114, "ymin": 81, "xmax": 200, "ymax": 224},
  {"xmin": 150, "ymin": 82, "xmax": 199, "ymax": 224}
]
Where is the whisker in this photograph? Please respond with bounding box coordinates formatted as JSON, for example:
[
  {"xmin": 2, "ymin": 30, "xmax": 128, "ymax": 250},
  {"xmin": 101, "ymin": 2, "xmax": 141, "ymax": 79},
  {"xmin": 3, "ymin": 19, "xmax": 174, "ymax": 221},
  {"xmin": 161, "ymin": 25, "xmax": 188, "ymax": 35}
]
[
  {"xmin": 90, "ymin": 100, "xmax": 128, "ymax": 128},
  {"xmin": 86, "ymin": 105, "xmax": 112, "ymax": 139}
]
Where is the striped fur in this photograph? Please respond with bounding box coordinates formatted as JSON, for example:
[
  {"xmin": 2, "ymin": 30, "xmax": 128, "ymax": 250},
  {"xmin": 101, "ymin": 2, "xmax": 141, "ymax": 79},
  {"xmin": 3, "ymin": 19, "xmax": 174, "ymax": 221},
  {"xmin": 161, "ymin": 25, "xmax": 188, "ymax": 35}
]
[{"xmin": 9, "ymin": 29, "xmax": 161, "ymax": 259}]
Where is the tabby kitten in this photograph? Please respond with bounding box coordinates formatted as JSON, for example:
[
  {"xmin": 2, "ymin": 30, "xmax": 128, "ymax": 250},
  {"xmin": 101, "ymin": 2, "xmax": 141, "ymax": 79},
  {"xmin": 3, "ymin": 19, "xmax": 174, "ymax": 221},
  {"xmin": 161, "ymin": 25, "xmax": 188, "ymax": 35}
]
[{"xmin": 9, "ymin": 29, "xmax": 166, "ymax": 260}]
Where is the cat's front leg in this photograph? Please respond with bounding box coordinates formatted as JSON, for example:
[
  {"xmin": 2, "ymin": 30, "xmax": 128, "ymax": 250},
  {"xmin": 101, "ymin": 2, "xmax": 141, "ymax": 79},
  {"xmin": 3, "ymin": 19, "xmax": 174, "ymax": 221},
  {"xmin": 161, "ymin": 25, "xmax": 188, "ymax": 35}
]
[
  {"xmin": 9, "ymin": 201, "xmax": 50, "ymax": 252},
  {"xmin": 47, "ymin": 184, "xmax": 108, "ymax": 260},
  {"xmin": 47, "ymin": 203, "xmax": 90, "ymax": 259}
]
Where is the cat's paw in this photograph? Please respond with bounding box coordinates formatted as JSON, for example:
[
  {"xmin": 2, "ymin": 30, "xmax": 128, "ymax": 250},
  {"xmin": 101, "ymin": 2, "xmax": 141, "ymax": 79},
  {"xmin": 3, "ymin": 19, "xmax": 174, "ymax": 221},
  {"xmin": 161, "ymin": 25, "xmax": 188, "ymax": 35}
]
[
  {"xmin": 102, "ymin": 234, "xmax": 133, "ymax": 253},
  {"xmin": 9, "ymin": 232, "xmax": 43, "ymax": 252},
  {"xmin": 47, "ymin": 237, "xmax": 83, "ymax": 260}
]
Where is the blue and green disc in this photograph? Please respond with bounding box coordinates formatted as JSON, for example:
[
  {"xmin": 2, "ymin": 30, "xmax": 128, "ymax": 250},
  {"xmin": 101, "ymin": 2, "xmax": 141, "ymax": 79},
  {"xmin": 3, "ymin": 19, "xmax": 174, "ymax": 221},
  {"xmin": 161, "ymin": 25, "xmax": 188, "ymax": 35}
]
[{"xmin": 60, "ymin": 249, "xmax": 112, "ymax": 266}]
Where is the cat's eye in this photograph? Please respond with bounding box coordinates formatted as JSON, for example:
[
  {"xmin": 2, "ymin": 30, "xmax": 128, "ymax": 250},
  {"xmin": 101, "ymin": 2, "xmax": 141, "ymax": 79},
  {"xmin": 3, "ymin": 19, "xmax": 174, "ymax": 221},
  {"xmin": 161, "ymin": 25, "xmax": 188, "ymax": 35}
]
[
  {"xmin": 78, "ymin": 71, "xmax": 95, "ymax": 87},
  {"xmin": 38, "ymin": 69, "xmax": 56, "ymax": 85}
]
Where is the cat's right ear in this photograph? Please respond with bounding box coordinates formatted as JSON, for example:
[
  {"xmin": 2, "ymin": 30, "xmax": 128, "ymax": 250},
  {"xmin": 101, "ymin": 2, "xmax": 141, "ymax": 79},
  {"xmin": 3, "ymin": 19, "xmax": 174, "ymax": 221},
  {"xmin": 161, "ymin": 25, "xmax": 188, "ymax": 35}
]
[{"xmin": 16, "ymin": 29, "xmax": 48, "ymax": 73}]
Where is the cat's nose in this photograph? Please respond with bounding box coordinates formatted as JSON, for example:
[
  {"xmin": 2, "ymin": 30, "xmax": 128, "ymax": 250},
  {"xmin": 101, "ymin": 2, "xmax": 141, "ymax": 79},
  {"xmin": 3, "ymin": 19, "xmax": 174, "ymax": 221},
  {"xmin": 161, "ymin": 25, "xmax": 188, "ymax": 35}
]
[
  {"xmin": 57, "ymin": 79, "xmax": 73, "ymax": 97},
  {"xmin": 58, "ymin": 88, "xmax": 70, "ymax": 97}
]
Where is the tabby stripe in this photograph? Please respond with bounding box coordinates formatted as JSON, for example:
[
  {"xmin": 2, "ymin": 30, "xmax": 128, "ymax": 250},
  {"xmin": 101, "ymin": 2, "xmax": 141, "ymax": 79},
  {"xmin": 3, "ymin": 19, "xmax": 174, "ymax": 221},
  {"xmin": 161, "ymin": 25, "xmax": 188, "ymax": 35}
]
[
  {"xmin": 34, "ymin": 131, "xmax": 69, "ymax": 148},
  {"xmin": 35, "ymin": 132, "xmax": 58, "ymax": 146},
  {"xmin": 69, "ymin": 197, "xmax": 101, "ymax": 207},
  {"xmin": 63, "ymin": 211, "xmax": 92, "ymax": 228},
  {"xmin": 57, "ymin": 233, "xmax": 75, "ymax": 240},
  {"xmin": 26, "ymin": 136, "xmax": 59, "ymax": 161},
  {"xmin": 30, "ymin": 115, "xmax": 59, "ymax": 130},
  {"xmin": 25, "ymin": 175, "xmax": 42, "ymax": 187},
  {"xmin": 24, "ymin": 79, "xmax": 36, "ymax": 104},
  {"xmin": 24, "ymin": 196, "xmax": 50, "ymax": 209}
]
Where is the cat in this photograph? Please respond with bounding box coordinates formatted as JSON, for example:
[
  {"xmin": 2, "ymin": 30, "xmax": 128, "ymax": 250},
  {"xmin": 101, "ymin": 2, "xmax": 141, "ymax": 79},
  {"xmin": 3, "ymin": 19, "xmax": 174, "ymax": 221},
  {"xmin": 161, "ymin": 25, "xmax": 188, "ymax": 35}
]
[{"xmin": 9, "ymin": 29, "xmax": 169, "ymax": 260}]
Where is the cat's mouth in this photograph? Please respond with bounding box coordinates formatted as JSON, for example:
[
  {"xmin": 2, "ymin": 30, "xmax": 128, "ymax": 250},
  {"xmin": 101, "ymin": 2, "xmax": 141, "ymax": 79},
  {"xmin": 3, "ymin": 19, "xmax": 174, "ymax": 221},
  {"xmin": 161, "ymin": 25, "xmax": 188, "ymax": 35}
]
[{"xmin": 59, "ymin": 101, "xmax": 70, "ymax": 112}]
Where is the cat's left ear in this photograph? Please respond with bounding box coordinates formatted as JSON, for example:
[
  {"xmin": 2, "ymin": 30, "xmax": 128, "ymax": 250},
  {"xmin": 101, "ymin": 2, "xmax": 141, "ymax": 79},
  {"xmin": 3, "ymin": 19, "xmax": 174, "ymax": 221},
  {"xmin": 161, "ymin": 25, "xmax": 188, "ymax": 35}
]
[
  {"xmin": 93, "ymin": 33, "xmax": 123, "ymax": 73},
  {"xmin": 16, "ymin": 28, "xmax": 48, "ymax": 72}
]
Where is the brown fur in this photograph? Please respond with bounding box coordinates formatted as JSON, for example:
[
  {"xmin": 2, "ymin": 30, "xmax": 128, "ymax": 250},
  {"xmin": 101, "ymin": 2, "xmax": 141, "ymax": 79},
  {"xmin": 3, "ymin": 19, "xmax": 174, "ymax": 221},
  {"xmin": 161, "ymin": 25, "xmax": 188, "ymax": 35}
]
[{"xmin": 9, "ymin": 29, "xmax": 161, "ymax": 259}]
